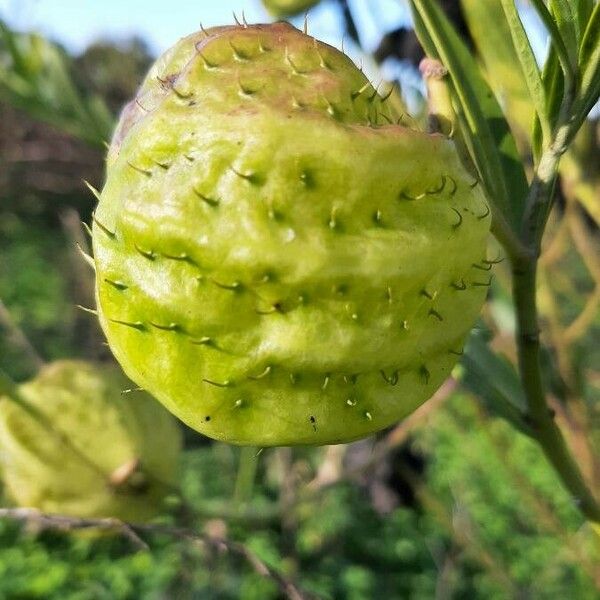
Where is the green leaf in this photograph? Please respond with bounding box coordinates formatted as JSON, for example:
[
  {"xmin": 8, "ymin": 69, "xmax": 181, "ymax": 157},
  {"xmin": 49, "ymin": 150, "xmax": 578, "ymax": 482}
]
[
  {"xmin": 0, "ymin": 20, "xmax": 27, "ymax": 76},
  {"xmin": 461, "ymin": 330, "xmax": 532, "ymax": 437},
  {"xmin": 499, "ymin": 0, "xmax": 550, "ymax": 146},
  {"xmin": 0, "ymin": 21, "xmax": 114, "ymax": 147},
  {"xmin": 409, "ymin": 0, "xmax": 529, "ymax": 232},
  {"xmin": 530, "ymin": 0, "xmax": 576, "ymax": 94},
  {"xmin": 460, "ymin": 0, "xmax": 534, "ymax": 149},
  {"xmin": 575, "ymin": 0, "xmax": 595, "ymax": 38},
  {"xmin": 550, "ymin": 0, "xmax": 581, "ymax": 64},
  {"xmin": 532, "ymin": 47, "xmax": 564, "ymax": 159},
  {"xmin": 574, "ymin": 2, "xmax": 600, "ymax": 129}
]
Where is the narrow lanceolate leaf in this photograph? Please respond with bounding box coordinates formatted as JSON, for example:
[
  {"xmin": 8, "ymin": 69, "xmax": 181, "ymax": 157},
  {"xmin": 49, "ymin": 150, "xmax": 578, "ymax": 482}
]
[
  {"xmin": 530, "ymin": 0, "xmax": 576, "ymax": 94},
  {"xmin": 533, "ymin": 47, "xmax": 564, "ymax": 160},
  {"xmin": 500, "ymin": 0, "xmax": 550, "ymax": 146},
  {"xmin": 575, "ymin": 0, "xmax": 595, "ymax": 36},
  {"xmin": 461, "ymin": 330, "xmax": 532, "ymax": 437},
  {"xmin": 461, "ymin": 0, "xmax": 533, "ymax": 148},
  {"xmin": 575, "ymin": 2, "xmax": 600, "ymax": 129},
  {"xmin": 550, "ymin": 0, "xmax": 581, "ymax": 64},
  {"xmin": 409, "ymin": 0, "xmax": 528, "ymax": 231}
]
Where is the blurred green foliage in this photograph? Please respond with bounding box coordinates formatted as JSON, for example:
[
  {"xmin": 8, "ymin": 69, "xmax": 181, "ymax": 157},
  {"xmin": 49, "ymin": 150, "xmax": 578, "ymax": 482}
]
[
  {"xmin": 1, "ymin": 395, "xmax": 599, "ymax": 599},
  {"xmin": 0, "ymin": 22, "xmax": 113, "ymax": 147},
  {"xmin": 0, "ymin": 214, "xmax": 75, "ymax": 380}
]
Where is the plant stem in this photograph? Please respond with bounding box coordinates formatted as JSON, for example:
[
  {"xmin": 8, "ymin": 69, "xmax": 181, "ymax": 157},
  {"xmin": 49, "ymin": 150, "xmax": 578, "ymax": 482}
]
[
  {"xmin": 512, "ymin": 258, "xmax": 600, "ymax": 523},
  {"xmin": 510, "ymin": 121, "xmax": 600, "ymax": 525},
  {"xmin": 521, "ymin": 123, "xmax": 572, "ymax": 251},
  {"xmin": 490, "ymin": 207, "xmax": 532, "ymax": 266}
]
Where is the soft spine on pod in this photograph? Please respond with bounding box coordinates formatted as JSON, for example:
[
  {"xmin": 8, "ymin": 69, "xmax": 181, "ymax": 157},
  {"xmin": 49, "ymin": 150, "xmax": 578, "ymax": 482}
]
[{"xmin": 92, "ymin": 22, "xmax": 492, "ymax": 446}]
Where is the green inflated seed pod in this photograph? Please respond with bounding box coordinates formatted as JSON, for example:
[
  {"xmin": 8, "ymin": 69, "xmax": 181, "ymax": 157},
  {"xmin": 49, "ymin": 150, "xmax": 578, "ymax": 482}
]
[
  {"xmin": 262, "ymin": 0, "xmax": 321, "ymax": 19},
  {"xmin": 92, "ymin": 22, "xmax": 491, "ymax": 446},
  {"xmin": 0, "ymin": 360, "xmax": 182, "ymax": 520}
]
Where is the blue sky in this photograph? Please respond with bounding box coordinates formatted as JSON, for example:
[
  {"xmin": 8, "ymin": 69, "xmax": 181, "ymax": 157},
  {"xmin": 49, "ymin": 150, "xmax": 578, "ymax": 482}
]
[
  {"xmin": 0, "ymin": 0, "xmax": 548, "ymax": 111},
  {"xmin": 0, "ymin": 0, "xmax": 409, "ymax": 57},
  {"xmin": 0, "ymin": 0, "xmax": 416, "ymax": 100},
  {"xmin": 1, "ymin": 0, "xmax": 282, "ymax": 53}
]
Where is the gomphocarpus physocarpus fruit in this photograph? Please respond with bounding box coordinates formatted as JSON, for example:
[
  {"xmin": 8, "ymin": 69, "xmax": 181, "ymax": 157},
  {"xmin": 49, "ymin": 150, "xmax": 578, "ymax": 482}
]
[
  {"xmin": 0, "ymin": 360, "xmax": 181, "ymax": 520},
  {"xmin": 92, "ymin": 22, "xmax": 491, "ymax": 446}
]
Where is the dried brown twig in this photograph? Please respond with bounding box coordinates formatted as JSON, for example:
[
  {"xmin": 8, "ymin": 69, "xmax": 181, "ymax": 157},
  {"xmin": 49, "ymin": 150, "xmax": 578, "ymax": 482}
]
[{"xmin": 0, "ymin": 507, "xmax": 310, "ymax": 600}]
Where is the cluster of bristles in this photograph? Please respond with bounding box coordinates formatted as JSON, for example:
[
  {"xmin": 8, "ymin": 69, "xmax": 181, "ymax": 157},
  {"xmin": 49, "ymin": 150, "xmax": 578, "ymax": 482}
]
[
  {"xmin": 129, "ymin": 21, "xmax": 404, "ymax": 130},
  {"xmin": 83, "ymin": 174, "xmax": 494, "ymax": 403}
]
